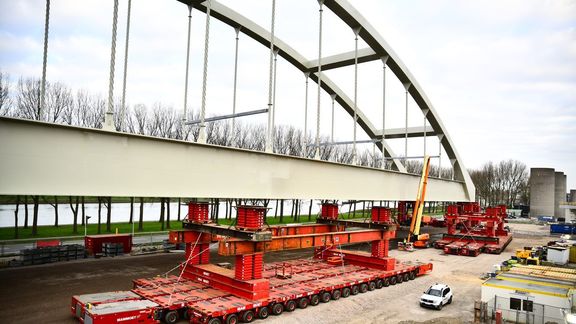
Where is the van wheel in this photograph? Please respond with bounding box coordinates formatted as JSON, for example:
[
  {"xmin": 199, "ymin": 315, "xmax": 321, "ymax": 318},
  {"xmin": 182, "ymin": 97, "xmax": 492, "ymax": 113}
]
[{"xmin": 448, "ymin": 296, "xmax": 452, "ymax": 304}]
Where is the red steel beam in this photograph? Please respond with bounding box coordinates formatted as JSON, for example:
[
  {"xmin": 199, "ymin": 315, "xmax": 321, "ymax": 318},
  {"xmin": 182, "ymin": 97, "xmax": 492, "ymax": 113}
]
[{"xmin": 218, "ymin": 229, "xmax": 394, "ymax": 256}]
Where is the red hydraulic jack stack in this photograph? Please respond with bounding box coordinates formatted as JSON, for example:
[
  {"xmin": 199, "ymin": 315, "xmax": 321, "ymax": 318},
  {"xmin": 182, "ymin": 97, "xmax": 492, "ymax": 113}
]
[
  {"xmin": 433, "ymin": 203, "xmax": 513, "ymax": 256},
  {"xmin": 71, "ymin": 201, "xmax": 433, "ymax": 324}
]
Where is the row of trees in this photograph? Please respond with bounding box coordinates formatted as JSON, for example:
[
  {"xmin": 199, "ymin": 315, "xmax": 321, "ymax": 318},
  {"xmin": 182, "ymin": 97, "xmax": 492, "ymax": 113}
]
[{"xmin": 469, "ymin": 160, "xmax": 529, "ymax": 207}]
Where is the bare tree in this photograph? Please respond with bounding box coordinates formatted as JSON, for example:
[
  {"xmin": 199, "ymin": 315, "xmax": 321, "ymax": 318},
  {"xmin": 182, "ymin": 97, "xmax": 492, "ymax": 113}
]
[
  {"xmin": 69, "ymin": 196, "xmax": 79, "ymax": 234},
  {"xmin": 0, "ymin": 70, "xmax": 12, "ymax": 115},
  {"xmin": 16, "ymin": 77, "xmax": 41, "ymax": 120}
]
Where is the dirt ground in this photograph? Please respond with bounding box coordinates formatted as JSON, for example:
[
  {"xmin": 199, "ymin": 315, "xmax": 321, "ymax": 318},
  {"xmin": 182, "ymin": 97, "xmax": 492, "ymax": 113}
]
[{"xmin": 0, "ymin": 223, "xmax": 554, "ymax": 324}]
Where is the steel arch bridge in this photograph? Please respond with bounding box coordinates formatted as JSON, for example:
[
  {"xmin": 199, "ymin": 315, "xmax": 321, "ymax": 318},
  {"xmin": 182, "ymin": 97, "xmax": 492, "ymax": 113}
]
[{"xmin": 0, "ymin": 0, "xmax": 474, "ymax": 202}]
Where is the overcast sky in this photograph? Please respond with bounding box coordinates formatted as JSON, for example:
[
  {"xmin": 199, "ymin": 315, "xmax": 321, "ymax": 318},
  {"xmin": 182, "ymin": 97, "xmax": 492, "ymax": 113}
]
[{"xmin": 1, "ymin": 0, "xmax": 575, "ymax": 190}]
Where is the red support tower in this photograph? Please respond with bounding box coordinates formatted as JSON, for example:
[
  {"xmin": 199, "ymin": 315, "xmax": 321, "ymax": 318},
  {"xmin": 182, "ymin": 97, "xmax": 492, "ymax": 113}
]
[
  {"xmin": 236, "ymin": 206, "xmax": 266, "ymax": 231},
  {"xmin": 320, "ymin": 203, "xmax": 339, "ymax": 220},
  {"xmin": 188, "ymin": 201, "xmax": 210, "ymax": 223}
]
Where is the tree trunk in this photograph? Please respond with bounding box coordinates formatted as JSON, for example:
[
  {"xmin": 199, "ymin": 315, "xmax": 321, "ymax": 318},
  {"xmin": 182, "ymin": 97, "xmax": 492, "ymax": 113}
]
[
  {"xmin": 166, "ymin": 198, "xmax": 171, "ymax": 229},
  {"xmin": 295, "ymin": 199, "xmax": 300, "ymax": 222},
  {"xmin": 81, "ymin": 196, "xmax": 85, "ymax": 226},
  {"xmin": 177, "ymin": 198, "xmax": 181, "ymax": 221},
  {"xmin": 97, "ymin": 197, "xmax": 102, "ymax": 234},
  {"xmin": 348, "ymin": 202, "xmax": 352, "ymax": 219},
  {"xmin": 70, "ymin": 196, "xmax": 78, "ymax": 234},
  {"xmin": 274, "ymin": 200, "xmax": 279, "ymax": 218},
  {"xmin": 24, "ymin": 195, "xmax": 29, "ymax": 229},
  {"xmin": 353, "ymin": 202, "xmax": 357, "ymax": 218},
  {"xmin": 138, "ymin": 197, "xmax": 144, "ymax": 231},
  {"xmin": 14, "ymin": 195, "xmax": 20, "ymax": 239},
  {"xmin": 279, "ymin": 199, "xmax": 284, "ymax": 223},
  {"xmin": 362, "ymin": 201, "xmax": 366, "ymax": 218},
  {"xmin": 129, "ymin": 197, "xmax": 134, "ymax": 224},
  {"xmin": 106, "ymin": 197, "xmax": 112, "ymax": 232},
  {"xmin": 214, "ymin": 198, "xmax": 219, "ymax": 225},
  {"xmin": 31, "ymin": 196, "xmax": 39, "ymax": 236},
  {"xmin": 53, "ymin": 196, "xmax": 59, "ymax": 227},
  {"xmin": 160, "ymin": 198, "xmax": 165, "ymax": 231}
]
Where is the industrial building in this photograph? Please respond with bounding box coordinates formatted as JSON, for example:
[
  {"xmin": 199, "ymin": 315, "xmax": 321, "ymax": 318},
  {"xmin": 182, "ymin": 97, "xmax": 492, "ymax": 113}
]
[
  {"xmin": 481, "ymin": 265, "xmax": 576, "ymax": 324},
  {"xmin": 530, "ymin": 168, "xmax": 570, "ymax": 220}
]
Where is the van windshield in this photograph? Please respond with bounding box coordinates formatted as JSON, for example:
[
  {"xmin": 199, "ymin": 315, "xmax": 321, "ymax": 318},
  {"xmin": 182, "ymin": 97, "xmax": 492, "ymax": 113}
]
[{"xmin": 426, "ymin": 288, "xmax": 442, "ymax": 297}]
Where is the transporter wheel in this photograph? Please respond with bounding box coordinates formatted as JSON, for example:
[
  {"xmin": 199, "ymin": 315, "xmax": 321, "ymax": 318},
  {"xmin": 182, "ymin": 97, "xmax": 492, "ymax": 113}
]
[
  {"xmin": 332, "ymin": 289, "xmax": 342, "ymax": 300},
  {"xmin": 351, "ymin": 285, "xmax": 360, "ymax": 295},
  {"xmin": 368, "ymin": 281, "xmax": 376, "ymax": 291},
  {"xmin": 208, "ymin": 318, "xmax": 223, "ymax": 324},
  {"xmin": 383, "ymin": 278, "xmax": 390, "ymax": 287},
  {"xmin": 389, "ymin": 276, "xmax": 397, "ymax": 285},
  {"xmin": 342, "ymin": 287, "xmax": 351, "ymax": 298},
  {"xmin": 310, "ymin": 295, "xmax": 320, "ymax": 306},
  {"xmin": 396, "ymin": 275, "xmax": 404, "ymax": 284},
  {"xmin": 271, "ymin": 303, "xmax": 284, "ymax": 316},
  {"xmin": 403, "ymin": 273, "xmax": 410, "ymax": 282},
  {"xmin": 375, "ymin": 279, "xmax": 383, "ymax": 289},
  {"xmin": 320, "ymin": 291, "xmax": 331, "ymax": 303},
  {"xmin": 285, "ymin": 300, "xmax": 297, "ymax": 312},
  {"xmin": 410, "ymin": 271, "xmax": 417, "ymax": 280},
  {"xmin": 164, "ymin": 310, "xmax": 179, "ymax": 324},
  {"xmin": 258, "ymin": 307, "xmax": 269, "ymax": 319},
  {"xmin": 298, "ymin": 297, "xmax": 309, "ymax": 309},
  {"xmin": 241, "ymin": 310, "xmax": 254, "ymax": 323},
  {"xmin": 359, "ymin": 283, "xmax": 368, "ymax": 293},
  {"xmin": 225, "ymin": 313, "xmax": 238, "ymax": 324},
  {"xmin": 181, "ymin": 308, "xmax": 190, "ymax": 320}
]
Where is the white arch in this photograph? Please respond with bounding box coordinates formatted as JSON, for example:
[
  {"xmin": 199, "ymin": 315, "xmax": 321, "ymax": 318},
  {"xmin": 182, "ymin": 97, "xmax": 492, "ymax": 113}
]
[{"xmin": 178, "ymin": 0, "xmax": 475, "ymax": 200}]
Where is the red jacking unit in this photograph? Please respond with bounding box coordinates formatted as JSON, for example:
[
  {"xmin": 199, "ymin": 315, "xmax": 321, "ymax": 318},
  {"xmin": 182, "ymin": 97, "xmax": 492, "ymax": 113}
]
[
  {"xmin": 433, "ymin": 203, "xmax": 513, "ymax": 256},
  {"xmin": 71, "ymin": 202, "xmax": 433, "ymax": 324}
]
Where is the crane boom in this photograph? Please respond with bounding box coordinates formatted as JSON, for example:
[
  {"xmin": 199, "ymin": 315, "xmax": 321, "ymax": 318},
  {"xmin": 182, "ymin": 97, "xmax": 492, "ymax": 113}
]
[{"xmin": 407, "ymin": 155, "xmax": 431, "ymax": 243}]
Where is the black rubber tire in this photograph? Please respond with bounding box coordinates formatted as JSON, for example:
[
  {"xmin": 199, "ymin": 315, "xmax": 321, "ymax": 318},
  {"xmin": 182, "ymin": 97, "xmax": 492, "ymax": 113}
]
[
  {"xmin": 396, "ymin": 275, "xmax": 404, "ymax": 284},
  {"xmin": 320, "ymin": 291, "xmax": 331, "ymax": 303},
  {"xmin": 241, "ymin": 310, "xmax": 254, "ymax": 323},
  {"xmin": 375, "ymin": 279, "xmax": 383, "ymax": 289},
  {"xmin": 448, "ymin": 296, "xmax": 453, "ymax": 304},
  {"xmin": 225, "ymin": 314, "xmax": 238, "ymax": 324},
  {"xmin": 208, "ymin": 318, "xmax": 223, "ymax": 324},
  {"xmin": 383, "ymin": 278, "xmax": 390, "ymax": 287},
  {"xmin": 342, "ymin": 287, "xmax": 351, "ymax": 298},
  {"xmin": 368, "ymin": 281, "xmax": 376, "ymax": 291},
  {"xmin": 181, "ymin": 308, "xmax": 190, "ymax": 320},
  {"xmin": 285, "ymin": 300, "xmax": 296, "ymax": 312},
  {"xmin": 310, "ymin": 295, "xmax": 320, "ymax": 306},
  {"xmin": 271, "ymin": 304, "xmax": 283, "ymax": 316},
  {"xmin": 258, "ymin": 307, "xmax": 269, "ymax": 319},
  {"xmin": 437, "ymin": 303, "xmax": 443, "ymax": 310},
  {"xmin": 351, "ymin": 285, "xmax": 360, "ymax": 295},
  {"xmin": 331, "ymin": 289, "xmax": 342, "ymax": 300},
  {"xmin": 164, "ymin": 310, "xmax": 179, "ymax": 324},
  {"xmin": 390, "ymin": 276, "xmax": 397, "ymax": 285},
  {"xmin": 298, "ymin": 297, "xmax": 309, "ymax": 309},
  {"xmin": 409, "ymin": 271, "xmax": 417, "ymax": 280},
  {"xmin": 359, "ymin": 283, "xmax": 368, "ymax": 293},
  {"xmin": 403, "ymin": 273, "xmax": 410, "ymax": 282}
]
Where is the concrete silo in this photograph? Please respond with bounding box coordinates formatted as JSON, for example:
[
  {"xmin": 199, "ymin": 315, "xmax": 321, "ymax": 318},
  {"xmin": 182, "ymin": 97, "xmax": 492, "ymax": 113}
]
[
  {"xmin": 555, "ymin": 172, "xmax": 567, "ymax": 219},
  {"xmin": 570, "ymin": 189, "xmax": 576, "ymax": 203},
  {"xmin": 529, "ymin": 168, "xmax": 555, "ymax": 218}
]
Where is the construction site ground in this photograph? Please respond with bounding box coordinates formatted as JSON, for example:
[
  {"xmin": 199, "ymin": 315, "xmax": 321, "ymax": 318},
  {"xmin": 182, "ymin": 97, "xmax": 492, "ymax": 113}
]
[{"xmin": 0, "ymin": 223, "xmax": 555, "ymax": 324}]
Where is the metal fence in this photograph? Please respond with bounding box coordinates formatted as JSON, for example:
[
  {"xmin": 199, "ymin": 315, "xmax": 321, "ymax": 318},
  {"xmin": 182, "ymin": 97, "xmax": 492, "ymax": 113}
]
[{"xmin": 484, "ymin": 296, "xmax": 566, "ymax": 324}]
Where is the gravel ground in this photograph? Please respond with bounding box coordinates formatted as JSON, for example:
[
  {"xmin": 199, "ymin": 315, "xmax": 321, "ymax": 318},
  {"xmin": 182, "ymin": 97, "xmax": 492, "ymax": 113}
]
[{"xmin": 0, "ymin": 223, "xmax": 553, "ymax": 324}]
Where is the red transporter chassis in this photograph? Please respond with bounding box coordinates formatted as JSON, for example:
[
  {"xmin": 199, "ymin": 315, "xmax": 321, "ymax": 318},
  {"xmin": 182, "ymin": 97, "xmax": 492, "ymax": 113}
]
[
  {"xmin": 71, "ymin": 204, "xmax": 433, "ymax": 324},
  {"xmin": 434, "ymin": 203, "xmax": 513, "ymax": 256}
]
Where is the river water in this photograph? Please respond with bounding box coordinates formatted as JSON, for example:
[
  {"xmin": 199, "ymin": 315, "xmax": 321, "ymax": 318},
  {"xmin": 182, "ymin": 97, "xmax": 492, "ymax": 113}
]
[{"xmin": 0, "ymin": 200, "xmax": 321, "ymax": 228}]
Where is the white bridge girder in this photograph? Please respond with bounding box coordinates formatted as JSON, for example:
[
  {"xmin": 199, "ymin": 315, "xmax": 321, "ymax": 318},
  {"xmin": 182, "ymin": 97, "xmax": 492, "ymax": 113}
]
[{"xmin": 0, "ymin": 117, "xmax": 470, "ymax": 201}]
